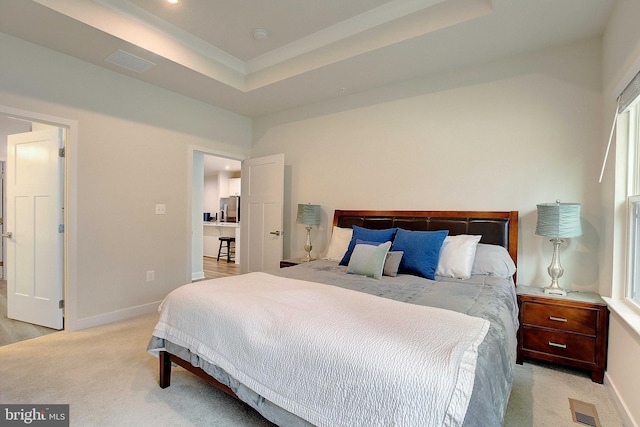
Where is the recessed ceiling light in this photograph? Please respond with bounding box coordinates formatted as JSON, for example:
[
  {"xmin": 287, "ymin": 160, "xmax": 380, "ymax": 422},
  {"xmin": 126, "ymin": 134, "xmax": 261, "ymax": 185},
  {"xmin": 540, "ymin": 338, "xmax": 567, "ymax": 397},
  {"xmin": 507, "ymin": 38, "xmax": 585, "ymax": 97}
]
[
  {"xmin": 167, "ymin": 0, "xmax": 178, "ymax": 4},
  {"xmin": 252, "ymin": 28, "xmax": 269, "ymax": 41}
]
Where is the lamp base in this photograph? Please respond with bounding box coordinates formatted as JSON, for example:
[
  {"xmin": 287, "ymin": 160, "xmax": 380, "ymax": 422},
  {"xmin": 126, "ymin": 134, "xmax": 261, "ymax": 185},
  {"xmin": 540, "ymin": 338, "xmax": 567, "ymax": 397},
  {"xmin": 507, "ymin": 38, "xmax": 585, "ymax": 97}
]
[
  {"xmin": 543, "ymin": 237, "xmax": 567, "ymax": 296},
  {"xmin": 544, "ymin": 286, "xmax": 567, "ymax": 296},
  {"xmin": 303, "ymin": 230, "xmax": 313, "ymax": 261}
]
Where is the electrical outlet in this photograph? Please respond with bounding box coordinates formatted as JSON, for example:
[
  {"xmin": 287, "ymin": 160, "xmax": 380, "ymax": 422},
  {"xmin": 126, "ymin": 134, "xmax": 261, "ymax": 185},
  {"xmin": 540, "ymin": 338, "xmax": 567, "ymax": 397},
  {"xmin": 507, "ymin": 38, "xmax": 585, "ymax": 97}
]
[
  {"xmin": 155, "ymin": 204, "xmax": 166, "ymax": 215},
  {"xmin": 146, "ymin": 270, "xmax": 155, "ymax": 282}
]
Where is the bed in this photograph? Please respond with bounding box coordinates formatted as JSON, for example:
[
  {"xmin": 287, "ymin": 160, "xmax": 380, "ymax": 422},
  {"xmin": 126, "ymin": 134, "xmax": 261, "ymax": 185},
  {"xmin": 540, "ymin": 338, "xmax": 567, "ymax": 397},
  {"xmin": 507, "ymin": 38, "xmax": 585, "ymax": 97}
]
[{"xmin": 148, "ymin": 210, "xmax": 519, "ymax": 426}]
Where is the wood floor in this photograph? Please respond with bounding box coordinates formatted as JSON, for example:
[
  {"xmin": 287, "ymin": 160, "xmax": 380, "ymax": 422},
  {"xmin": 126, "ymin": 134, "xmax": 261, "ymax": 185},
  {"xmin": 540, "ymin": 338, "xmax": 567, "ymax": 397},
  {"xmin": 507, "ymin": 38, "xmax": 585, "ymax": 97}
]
[
  {"xmin": 0, "ymin": 280, "xmax": 59, "ymax": 347},
  {"xmin": 0, "ymin": 258, "xmax": 238, "ymax": 347},
  {"xmin": 203, "ymin": 255, "xmax": 240, "ymax": 280}
]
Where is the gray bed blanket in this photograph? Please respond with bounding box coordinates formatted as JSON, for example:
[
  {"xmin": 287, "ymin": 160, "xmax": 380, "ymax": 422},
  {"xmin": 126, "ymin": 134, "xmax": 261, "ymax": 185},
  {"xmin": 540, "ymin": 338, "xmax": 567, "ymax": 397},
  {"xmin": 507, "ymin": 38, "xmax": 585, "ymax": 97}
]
[{"xmin": 148, "ymin": 260, "xmax": 518, "ymax": 426}]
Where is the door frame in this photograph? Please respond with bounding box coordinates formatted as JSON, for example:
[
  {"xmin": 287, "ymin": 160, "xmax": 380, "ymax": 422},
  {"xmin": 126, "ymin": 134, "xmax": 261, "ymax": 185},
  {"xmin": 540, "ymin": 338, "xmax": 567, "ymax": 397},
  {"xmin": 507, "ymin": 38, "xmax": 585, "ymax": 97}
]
[
  {"xmin": 0, "ymin": 105, "xmax": 78, "ymax": 331},
  {"xmin": 187, "ymin": 144, "xmax": 246, "ymax": 282}
]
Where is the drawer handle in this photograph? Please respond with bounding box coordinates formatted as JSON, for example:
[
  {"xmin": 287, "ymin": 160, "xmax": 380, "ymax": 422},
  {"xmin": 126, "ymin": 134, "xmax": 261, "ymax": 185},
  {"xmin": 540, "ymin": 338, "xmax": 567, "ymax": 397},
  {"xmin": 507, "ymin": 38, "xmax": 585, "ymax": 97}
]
[
  {"xmin": 548, "ymin": 341, "xmax": 567, "ymax": 349},
  {"xmin": 549, "ymin": 316, "xmax": 567, "ymax": 322}
]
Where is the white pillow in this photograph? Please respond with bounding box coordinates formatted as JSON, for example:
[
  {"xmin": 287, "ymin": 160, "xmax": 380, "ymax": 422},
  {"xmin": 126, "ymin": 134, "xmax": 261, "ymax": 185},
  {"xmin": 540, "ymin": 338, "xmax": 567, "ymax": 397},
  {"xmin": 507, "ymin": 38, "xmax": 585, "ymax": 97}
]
[
  {"xmin": 324, "ymin": 226, "xmax": 353, "ymax": 261},
  {"xmin": 435, "ymin": 235, "xmax": 482, "ymax": 279}
]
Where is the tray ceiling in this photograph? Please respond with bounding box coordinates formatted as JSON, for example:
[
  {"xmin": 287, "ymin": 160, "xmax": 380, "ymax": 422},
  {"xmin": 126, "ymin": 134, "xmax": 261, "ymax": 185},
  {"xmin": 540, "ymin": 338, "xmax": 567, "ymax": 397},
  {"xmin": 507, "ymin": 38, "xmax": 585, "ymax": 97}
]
[{"xmin": 0, "ymin": 0, "xmax": 616, "ymax": 117}]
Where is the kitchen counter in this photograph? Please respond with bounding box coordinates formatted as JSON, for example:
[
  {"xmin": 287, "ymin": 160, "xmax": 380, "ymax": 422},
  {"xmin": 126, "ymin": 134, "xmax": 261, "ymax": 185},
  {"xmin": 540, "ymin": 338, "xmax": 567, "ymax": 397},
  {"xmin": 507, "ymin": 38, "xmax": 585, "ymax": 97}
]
[
  {"xmin": 203, "ymin": 221, "xmax": 239, "ymax": 228},
  {"xmin": 203, "ymin": 222, "xmax": 240, "ymax": 264}
]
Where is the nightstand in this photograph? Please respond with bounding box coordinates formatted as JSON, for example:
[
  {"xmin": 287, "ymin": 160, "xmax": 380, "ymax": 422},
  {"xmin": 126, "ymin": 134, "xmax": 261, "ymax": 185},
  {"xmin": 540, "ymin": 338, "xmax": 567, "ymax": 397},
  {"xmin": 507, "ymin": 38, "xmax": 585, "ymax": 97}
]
[
  {"xmin": 279, "ymin": 258, "xmax": 313, "ymax": 268},
  {"xmin": 516, "ymin": 285, "xmax": 609, "ymax": 383}
]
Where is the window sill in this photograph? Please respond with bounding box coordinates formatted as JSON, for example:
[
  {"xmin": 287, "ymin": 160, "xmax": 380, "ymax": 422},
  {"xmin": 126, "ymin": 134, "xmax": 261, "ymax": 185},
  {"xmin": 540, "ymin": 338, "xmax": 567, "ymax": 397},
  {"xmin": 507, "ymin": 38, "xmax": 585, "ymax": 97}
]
[{"xmin": 603, "ymin": 297, "xmax": 640, "ymax": 338}]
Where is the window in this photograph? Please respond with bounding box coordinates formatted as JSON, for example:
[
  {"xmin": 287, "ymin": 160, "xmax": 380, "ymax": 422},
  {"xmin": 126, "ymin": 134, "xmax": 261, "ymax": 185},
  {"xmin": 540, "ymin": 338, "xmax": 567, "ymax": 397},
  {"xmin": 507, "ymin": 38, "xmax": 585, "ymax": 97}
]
[
  {"xmin": 629, "ymin": 196, "xmax": 640, "ymax": 305},
  {"xmin": 605, "ymin": 81, "xmax": 640, "ymax": 332},
  {"xmin": 626, "ymin": 102, "xmax": 640, "ymax": 307}
]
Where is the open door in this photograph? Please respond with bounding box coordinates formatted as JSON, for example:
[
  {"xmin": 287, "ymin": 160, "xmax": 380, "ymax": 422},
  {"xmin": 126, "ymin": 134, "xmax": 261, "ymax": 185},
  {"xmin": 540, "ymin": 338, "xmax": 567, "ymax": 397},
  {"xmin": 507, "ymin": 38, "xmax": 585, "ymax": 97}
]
[
  {"xmin": 240, "ymin": 154, "xmax": 284, "ymax": 273},
  {"xmin": 6, "ymin": 127, "xmax": 64, "ymax": 329}
]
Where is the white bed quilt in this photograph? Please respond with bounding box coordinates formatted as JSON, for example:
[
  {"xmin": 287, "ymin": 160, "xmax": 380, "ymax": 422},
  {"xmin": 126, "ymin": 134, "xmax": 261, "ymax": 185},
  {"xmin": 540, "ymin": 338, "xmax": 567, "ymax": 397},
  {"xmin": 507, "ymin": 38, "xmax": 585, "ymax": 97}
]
[{"xmin": 152, "ymin": 272, "xmax": 490, "ymax": 427}]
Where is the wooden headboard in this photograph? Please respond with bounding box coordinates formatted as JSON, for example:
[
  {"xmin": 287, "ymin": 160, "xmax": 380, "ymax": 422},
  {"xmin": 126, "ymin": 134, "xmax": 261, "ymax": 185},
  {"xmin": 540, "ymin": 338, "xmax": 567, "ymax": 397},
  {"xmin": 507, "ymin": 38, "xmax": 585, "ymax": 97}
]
[{"xmin": 332, "ymin": 210, "xmax": 519, "ymax": 269}]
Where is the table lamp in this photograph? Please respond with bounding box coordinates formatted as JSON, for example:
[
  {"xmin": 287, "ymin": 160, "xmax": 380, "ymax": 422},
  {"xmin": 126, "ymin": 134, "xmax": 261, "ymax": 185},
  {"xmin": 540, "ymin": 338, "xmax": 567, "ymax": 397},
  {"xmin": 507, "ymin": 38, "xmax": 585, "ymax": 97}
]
[
  {"xmin": 297, "ymin": 203, "xmax": 321, "ymax": 261},
  {"xmin": 535, "ymin": 200, "xmax": 582, "ymax": 295}
]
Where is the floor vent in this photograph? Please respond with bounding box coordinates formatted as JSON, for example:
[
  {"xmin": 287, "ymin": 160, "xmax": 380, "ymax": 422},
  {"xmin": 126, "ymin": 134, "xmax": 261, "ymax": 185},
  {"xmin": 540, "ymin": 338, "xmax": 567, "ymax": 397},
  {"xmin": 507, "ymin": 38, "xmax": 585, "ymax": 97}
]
[{"xmin": 569, "ymin": 398, "xmax": 601, "ymax": 427}]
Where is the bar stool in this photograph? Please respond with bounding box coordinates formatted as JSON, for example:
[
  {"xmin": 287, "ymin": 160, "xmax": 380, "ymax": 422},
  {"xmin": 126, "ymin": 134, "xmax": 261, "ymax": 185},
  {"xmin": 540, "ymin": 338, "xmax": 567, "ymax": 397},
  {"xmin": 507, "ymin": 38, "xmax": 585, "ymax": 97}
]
[{"xmin": 217, "ymin": 237, "xmax": 236, "ymax": 263}]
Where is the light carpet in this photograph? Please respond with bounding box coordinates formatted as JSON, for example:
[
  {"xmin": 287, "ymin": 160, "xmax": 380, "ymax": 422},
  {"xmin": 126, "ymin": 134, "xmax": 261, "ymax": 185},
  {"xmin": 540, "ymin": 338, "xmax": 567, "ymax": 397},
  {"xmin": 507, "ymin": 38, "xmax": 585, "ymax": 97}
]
[{"xmin": 0, "ymin": 313, "xmax": 623, "ymax": 426}]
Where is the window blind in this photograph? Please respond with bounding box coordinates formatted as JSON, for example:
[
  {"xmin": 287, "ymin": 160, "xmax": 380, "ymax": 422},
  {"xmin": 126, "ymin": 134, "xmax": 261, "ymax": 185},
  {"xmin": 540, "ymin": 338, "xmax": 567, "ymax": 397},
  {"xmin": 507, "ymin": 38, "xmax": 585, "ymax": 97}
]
[
  {"xmin": 619, "ymin": 69, "xmax": 640, "ymax": 113},
  {"xmin": 599, "ymin": 69, "xmax": 640, "ymax": 182}
]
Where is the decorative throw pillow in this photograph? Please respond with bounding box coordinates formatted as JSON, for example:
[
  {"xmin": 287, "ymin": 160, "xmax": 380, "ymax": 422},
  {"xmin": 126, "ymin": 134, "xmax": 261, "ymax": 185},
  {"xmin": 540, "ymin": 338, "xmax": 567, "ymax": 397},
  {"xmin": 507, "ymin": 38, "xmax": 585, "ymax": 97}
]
[
  {"xmin": 353, "ymin": 239, "xmax": 404, "ymax": 277},
  {"xmin": 347, "ymin": 241, "xmax": 392, "ymax": 279},
  {"xmin": 471, "ymin": 244, "xmax": 517, "ymax": 279},
  {"xmin": 325, "ymin": 226, "xmax": 353, "ymax": 261},
  {"xmin": 436, "ymin": 235, "xmax": 482, "ymax": 279},
  {"xmin": 339, "ymin": 226, "xmax": 398, "ymax": 265},
  {"xmin": 383, "ymin": 251, "xmax": 404, "ymax": 277},
  {"xmin": 391, "ymin": 228, "xmax": 448, "ymax": 280}
]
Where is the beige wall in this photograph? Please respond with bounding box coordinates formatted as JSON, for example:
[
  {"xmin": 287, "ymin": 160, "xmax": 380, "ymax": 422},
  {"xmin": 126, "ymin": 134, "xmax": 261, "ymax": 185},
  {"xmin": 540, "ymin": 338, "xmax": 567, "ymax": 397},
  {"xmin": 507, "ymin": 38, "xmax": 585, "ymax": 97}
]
[
  {"xmin": 253, "ymin": 38, "xmax": 603, "ymax": 291},
  {"xmin": 0, "ymin": 32, "xmax": 252, "ymax": 329},
  {"xmin": 601, "ymin": 0, "xmax": 640, "ymax": 425}
]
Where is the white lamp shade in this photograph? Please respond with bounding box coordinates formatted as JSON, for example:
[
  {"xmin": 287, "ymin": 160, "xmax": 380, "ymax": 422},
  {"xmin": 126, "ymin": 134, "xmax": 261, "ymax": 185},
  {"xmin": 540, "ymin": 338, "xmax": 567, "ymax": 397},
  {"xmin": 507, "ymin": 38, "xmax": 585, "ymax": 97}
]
[
  {"xmin": 535, "ymin": 202, "xmax": 582, "ymax": 238},
  {"xmin": 296, "ymin": 204, "xmax": 321, "ymax": 225}
]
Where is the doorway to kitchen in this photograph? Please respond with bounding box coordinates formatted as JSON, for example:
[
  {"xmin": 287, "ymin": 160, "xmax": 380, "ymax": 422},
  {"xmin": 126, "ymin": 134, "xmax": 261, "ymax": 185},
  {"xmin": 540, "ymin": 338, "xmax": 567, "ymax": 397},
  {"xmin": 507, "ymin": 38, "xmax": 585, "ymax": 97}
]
[{"xmin": 190, "ymin": 149, "xmax": 242, "ymax": 281}]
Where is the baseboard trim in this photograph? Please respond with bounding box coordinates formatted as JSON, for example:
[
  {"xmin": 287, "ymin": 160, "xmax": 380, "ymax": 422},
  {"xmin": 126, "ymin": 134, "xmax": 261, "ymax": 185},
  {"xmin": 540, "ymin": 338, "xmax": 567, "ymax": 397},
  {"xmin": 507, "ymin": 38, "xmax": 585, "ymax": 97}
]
[
  {"xmin": 192, "ymin": 271, "xmax": 205, "ymax": 281},
  {"xmin": 74, "ymin": 301, "xmax": 161, "ymax": 331},
  {"xmin": 605, "ymin": 372, "xmax": 638, "ymax": 427}
]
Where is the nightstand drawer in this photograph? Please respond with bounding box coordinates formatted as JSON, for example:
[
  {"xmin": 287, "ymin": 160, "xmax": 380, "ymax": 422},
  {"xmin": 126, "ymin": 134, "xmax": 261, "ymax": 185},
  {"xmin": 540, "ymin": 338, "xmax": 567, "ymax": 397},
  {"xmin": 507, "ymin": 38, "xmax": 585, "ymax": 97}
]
[
  {"xmin": 521, "ymin": 327, "xmax": 596, "ymax": 363},
  {"xmin": 521, "ymin": 301, "xmax": 597, "ymax": 335}
]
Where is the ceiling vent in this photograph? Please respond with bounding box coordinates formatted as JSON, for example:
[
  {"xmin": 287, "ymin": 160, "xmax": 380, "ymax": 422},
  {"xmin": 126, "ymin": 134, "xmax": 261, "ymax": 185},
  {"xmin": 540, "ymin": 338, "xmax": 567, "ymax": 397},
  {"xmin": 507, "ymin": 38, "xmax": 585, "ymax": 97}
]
[{"xmin": 105, "ymin": 50, "xmax": 156, "ymax": 73}]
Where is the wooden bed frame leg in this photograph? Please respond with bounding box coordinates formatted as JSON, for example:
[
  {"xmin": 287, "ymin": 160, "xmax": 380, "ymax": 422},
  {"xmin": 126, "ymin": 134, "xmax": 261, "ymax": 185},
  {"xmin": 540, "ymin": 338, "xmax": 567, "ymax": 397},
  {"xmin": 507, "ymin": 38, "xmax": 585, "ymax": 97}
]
[
  {"xmin": 159, "ymin": 350, "xmax": 171, "ymax": 388},
  {"xmin": 157, "ymin": 350, "xmax": 240, "ymax": 399}
]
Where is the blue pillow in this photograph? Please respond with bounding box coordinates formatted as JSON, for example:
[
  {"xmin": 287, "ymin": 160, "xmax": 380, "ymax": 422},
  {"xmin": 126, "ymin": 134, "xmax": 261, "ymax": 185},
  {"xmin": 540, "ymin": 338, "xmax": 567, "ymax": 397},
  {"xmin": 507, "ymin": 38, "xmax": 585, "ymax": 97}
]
[
  {"xmin": 339, "ymin": 226, "xmax": 398, "ymax": 265},
  {"xmin": 391, "ymin": 228, "xmax": 449, "ymax": 279}
]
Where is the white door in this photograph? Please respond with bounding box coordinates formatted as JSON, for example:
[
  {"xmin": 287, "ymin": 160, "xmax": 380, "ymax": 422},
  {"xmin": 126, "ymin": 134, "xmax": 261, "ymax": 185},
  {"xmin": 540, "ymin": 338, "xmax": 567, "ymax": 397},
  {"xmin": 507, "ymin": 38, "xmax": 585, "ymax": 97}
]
[
  {"xmin": 240, "ymin": 154, "xmax": 284, "ymax": 273},
  {"xmin": 6, "ymin": 127, "xmax": 64, "ymax": 329}
]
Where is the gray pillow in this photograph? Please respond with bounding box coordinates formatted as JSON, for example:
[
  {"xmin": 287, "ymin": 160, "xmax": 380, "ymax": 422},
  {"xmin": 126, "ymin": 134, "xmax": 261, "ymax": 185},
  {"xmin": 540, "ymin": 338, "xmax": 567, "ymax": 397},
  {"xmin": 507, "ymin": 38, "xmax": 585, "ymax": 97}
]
[
  {"xmin": 383, "ymin": 251, "xmax": 403, "ymax": 277},
  {"xmin": 471, "ymin": 244, "xmax": 516, "ymax": 278}
]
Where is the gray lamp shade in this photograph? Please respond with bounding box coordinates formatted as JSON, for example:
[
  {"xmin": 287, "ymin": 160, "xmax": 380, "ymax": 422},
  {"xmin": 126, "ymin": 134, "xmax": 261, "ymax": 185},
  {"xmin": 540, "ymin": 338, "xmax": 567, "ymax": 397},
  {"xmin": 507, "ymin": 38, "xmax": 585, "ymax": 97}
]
[
  {"xmin": 535, "ymin": 202, "xmax": 582, "ymax": 238},
  {"xmin": 296, "ymin": 204, "xmax": 321, "ymax": 225}
]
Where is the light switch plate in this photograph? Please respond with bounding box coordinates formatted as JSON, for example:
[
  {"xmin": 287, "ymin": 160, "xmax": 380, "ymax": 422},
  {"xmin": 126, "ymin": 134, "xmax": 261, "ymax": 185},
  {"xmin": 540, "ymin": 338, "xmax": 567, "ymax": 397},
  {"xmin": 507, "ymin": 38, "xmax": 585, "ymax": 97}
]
[{"xmin": 155, "ymin": 204, "xmax": 166, "ymax": 215}]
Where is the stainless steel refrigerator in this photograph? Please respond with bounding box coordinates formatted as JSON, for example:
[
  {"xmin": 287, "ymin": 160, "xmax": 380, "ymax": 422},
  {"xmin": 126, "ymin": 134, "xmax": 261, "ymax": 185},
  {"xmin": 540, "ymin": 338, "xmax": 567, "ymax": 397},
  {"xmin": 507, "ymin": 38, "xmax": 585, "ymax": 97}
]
[{"xmin": 219, "ymin": 196, "xmax": 239, "ymax": 222}]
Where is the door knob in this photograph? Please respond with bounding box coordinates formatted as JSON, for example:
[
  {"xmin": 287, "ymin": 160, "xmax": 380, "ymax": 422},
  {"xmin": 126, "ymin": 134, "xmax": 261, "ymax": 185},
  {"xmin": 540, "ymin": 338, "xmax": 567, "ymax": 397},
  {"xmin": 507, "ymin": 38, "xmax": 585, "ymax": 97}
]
[
  {"xmin": 1, "ymin": 232, "xmax": 12, "ymax": 238},
  {"xmin": 269, "ymin": 230, "xmax": 283, "ymax": 236}
]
